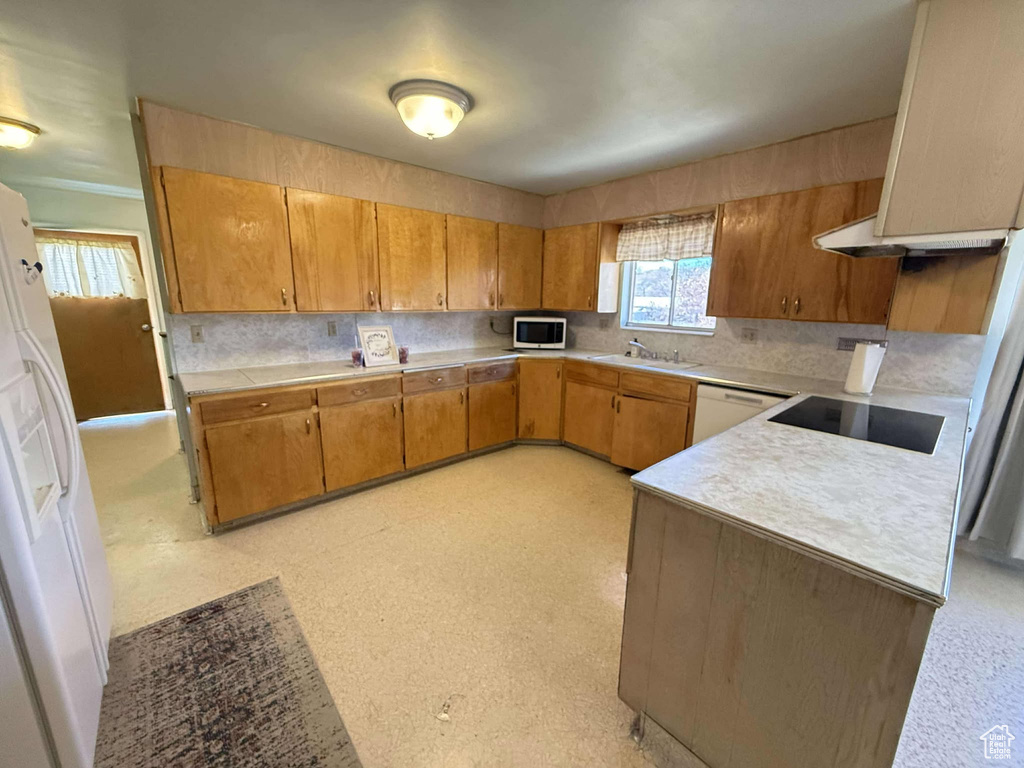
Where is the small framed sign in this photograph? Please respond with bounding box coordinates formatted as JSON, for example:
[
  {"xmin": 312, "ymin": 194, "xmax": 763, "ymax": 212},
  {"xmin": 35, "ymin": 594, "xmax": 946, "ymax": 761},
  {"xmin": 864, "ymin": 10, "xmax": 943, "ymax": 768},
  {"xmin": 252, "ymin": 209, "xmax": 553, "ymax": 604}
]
[{"xmin": 357, "ymin": 325, "xmax": 399, "ymax": 367}]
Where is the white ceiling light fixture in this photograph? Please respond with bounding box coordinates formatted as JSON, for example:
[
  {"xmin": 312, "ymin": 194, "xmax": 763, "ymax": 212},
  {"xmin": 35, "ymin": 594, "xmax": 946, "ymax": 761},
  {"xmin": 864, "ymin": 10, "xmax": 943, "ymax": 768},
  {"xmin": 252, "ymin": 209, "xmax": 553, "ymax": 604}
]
[
  {"xmin": 389, "ymin": 80, "xmax": 473, "ymax": 140},
  {"xmin": 0, "ymin": 117, "xmax": 40, "ymax": 149}
]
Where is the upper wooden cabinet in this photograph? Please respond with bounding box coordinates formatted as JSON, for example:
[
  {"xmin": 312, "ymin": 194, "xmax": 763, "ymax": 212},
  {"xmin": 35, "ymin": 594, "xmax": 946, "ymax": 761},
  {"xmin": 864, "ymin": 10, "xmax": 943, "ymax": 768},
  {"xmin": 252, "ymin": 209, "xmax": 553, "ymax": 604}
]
[
  {"xmin": 446, "ymin": 215, "xmax": 498, "ymax": 310},
  {"xmin": 377, "ymin": 204, "xmax": 447, "ymax": 311},
  {"xmin": 541, "ymin": 223, "xmax": 620, "ymax": 312},
  {"xmin": 159, "ymin": 167, "xmax": 294, "ymax": 312},
  {"xmin": 286, "ymin": 188, "xmax": 380, "ymax": 312},
  {"xmin": 877, "ymin": 0, "xmax": 1024, "ymax": 236},
  {"xmin": 707, "ymin": 179, "xmax": 899, "ymax": 324},
  {"xmin": 497, "ymin": 223, "xmax": 543, "ymax": 310},
  {"xmin": 888, "ymin": 253, "xmax": 1002, "ymax": 335}
]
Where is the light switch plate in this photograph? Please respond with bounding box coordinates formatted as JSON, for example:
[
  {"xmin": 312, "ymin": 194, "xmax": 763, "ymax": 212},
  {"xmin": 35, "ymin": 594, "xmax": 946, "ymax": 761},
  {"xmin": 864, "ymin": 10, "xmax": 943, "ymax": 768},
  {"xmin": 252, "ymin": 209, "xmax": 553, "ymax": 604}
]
[
  {"xmin": 740, "ymin": 327, "xmax": 758, "ymax": 344},
  {"xmin": 327, "ymin": 321, "xmax": 337, "ymax": 337},
  {"xmin": 190, "ymin": 325, "xmax": 204, "ymax": 343}
]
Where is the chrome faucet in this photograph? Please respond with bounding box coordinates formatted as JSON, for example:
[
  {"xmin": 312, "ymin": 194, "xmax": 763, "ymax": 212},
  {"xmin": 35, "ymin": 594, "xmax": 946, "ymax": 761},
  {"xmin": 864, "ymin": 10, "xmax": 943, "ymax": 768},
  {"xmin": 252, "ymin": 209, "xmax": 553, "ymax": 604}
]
[{"xmin": 628, "ymin": 339, "xmax": 649, "ymax": 358}]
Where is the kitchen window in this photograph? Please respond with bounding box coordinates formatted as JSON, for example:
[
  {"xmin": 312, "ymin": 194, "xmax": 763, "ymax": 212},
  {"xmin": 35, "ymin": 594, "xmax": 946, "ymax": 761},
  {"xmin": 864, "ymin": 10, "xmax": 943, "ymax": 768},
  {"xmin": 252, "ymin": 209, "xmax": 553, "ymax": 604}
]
[{"xmin": 617, "ymin": 211, "xmax": 717, "ymax": 333}]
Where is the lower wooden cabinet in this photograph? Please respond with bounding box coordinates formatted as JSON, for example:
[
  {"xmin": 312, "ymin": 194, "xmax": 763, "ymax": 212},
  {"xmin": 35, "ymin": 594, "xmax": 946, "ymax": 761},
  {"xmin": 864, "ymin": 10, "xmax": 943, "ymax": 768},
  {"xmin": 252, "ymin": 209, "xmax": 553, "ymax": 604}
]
[
  {"xmin": 611, "ymin": 396, "xmax": 689, "ymax": 470},
  {"xmin": 517, "ymin": 359, "xmax": 563, "ymax": 439},
  {"xmin": 205, "ymin": 411, "xmax": 325, "ymax": 523},
  {"xmin": 468, "ymin": 380, "xmax": 517, "ymax": 451},
  {"xmin": 320, "ymin": 397, "xmax": 404, "ymax": 491},
  {"xmin": 563, "ymin": 381, "xmax": 617, "ymax": 457},
  {"xmin": 404, "ymin": 388, "xmax": 468, "ymax": 468}
]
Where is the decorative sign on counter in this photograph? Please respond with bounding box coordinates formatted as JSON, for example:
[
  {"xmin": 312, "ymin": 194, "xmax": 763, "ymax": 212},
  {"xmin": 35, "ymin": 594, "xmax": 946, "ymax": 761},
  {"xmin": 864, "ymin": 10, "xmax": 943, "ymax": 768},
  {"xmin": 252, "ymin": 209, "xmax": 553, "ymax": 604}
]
[{"xmin": 357, "ymin": 325, "xmax": 399, "ymax": 367}]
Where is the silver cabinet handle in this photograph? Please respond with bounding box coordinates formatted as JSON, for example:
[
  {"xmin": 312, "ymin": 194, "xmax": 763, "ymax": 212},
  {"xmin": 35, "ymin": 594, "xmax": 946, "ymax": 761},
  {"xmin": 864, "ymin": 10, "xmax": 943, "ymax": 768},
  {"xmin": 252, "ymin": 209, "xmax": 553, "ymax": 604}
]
[
  {"xmin": 794, "ymin": 296, "xmax": 802, "ymax": 315},
  {"xmin": 436, "ymin": 293, "xmax": 444, "ymax": 306},
  {"xmin": 141, "ymin": 323, "xmax": 152, "ymax": 332},
  {"xmin": 305, "ymin": 418, "xmax": 311, "ymax": 434},
  {"xmin": 353, "ymin": 388, "xmax": 368, "ymax": 396},
  {"xmin": 610, "ymin": 394, "xmax": 615, "ymax": 409},
  {"xmin": 489, "ymin": 292, "xmax": 495, "ymax": 307},
  {"xmin": 368, "ymin": 290, "xmax": 376, "ymax": 307},
  {"xmin": 393, "ymin": 402, "xmax": 398, "ymax": 417},
  {"xmin": 259, "ymin": 402, "xmax": 269, "ymax": 408},
  {"xmin": 499, "ymin": 293, "xmax": 504, "ymax": 307},
  {"xmin": 459, "ymin": 391, "xmax": 464, "ymax": 405},
  {"xmin": 781, "ymin": 296, "xmax": 788, "ymax": 314},
  {"xmin": 434, "ymin": 376, "xmax": 444, "ymax": 384}
]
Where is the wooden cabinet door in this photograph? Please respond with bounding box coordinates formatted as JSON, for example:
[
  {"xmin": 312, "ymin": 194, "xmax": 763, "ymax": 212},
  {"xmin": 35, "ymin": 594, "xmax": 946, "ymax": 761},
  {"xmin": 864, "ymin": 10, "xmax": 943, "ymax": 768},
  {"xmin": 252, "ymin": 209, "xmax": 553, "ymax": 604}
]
[
  {"xmin": 447, "ymin": 215, "xmax": 497, "ymax": 310},
  {"xmin": 287, "ymin": 188, "xmax": 380, "ymax": 312},
  {"xmin": 786, "ymin": 179, "xmax": 898, "ymax": 324},
  {"xmin": 468, "ymin": 380, "xmax": 517, "ymax": 451},
  {"xmin": 377, "ymin": 204, "xmax": 447, "ymax": 310},
  {"xmin": 611, "ymin": 396, "xmax": 689, "ymax": 471},
  {"xmin": 205, "ymin": 411, "xmax": 324, "ymax": 523},
  {"xmin": 320, "ymin": 397, "xmax": 404, "ymax": 491},
  {"xmin": 403, "ymin": 388, "xmax": 467, "ymax": 468},
  {"xmin": 541, "ymin": 223, "xmax": 599, "ymax": 310},
  {"xmin": 706, "ymin": 194, "xmax": 792, "ymax": 320},
  {"xmin": 161, "ymin": 167, "xmax": 294, "ymax": 312},
  {"xmin": 497, "ymin": 223, "xmax": 543, "ymax": 310},
  {"xmin": 517, "ymin": 359, "xmax": 563, "ymax": 440},
  {"xmin": 563, "ymin": 381, "xmax": 616, "ymax": 457},
  {"xmin": 887, "ymin": 252, "xmax": 1001, "ymax": 334}
]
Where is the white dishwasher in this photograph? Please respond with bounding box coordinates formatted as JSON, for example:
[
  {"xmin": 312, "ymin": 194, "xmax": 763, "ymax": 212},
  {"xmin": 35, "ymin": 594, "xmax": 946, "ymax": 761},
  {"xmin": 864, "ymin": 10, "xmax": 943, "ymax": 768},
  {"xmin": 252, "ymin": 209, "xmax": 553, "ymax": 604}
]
[{"xmin": 692, "ymin": 384, "xmax": 787, "ymax": 444}]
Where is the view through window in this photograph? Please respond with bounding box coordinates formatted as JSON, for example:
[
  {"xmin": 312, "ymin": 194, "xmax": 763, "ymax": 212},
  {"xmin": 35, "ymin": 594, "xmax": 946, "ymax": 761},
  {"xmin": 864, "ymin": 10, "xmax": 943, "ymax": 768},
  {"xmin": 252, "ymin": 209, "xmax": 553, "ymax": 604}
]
[{"xmin": 625, "ymin": 257, "xmax": 716, "ymax": 331}]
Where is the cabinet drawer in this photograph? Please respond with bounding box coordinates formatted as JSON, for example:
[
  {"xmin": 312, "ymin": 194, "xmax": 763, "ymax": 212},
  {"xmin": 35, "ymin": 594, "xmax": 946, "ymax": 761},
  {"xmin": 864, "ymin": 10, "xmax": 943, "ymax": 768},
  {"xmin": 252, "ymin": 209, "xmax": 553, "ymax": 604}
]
[
  {"xmin": 468, "ymin": 360, "xmax": 516, "ymax": 384},
  {"xmin": 403, "ymin": 365, "xmax": 468, "ymax": 394},
  {"xmin": 564, "ymin": 361, "xmax": 619, "ymax": 389},
  {"xmin": 199, "ymin": 388, "xmax": 315, "ymax": 425},
  {"xmin": 619, "ymin": 372, "xmax": 693, "ymax": 402},
  {"xmin": 318, "ymin": 375, "xmax": 401, "ymax": 407}
]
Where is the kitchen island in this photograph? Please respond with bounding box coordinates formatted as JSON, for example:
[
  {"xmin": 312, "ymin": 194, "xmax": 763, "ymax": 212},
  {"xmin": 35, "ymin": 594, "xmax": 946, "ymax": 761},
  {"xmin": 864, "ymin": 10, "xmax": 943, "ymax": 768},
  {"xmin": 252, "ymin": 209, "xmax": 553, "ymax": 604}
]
[{"xmin": 619, "ymin": 389, "xmax": 970, "ymax": 768}]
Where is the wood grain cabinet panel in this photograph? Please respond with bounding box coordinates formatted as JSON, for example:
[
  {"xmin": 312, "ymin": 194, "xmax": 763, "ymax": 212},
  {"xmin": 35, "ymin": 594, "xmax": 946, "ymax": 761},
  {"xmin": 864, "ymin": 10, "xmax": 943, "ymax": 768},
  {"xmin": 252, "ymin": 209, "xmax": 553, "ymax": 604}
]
[
  {"xmin": 403, "ymin": 388, "xmax": 468, "ymax": 469},
  {"xmin": 707, "ymin": 179, "xmax": 897, "ymax": 324},
  {"xmin": 286, "ymin": 188, "xmax": 380, "ymax": 312},
  {"xmin": 542, "ymin": 223, "xmax": 600, "ymax": 310},
  {"xmin": 199, "ymin": 388, "xmax": 316, "ymax": 425},
  {"xmin": 377, "ymin": 204, "xmax": 447, "ymax": 310},
  {"xmin": 888, "ymin": 252, "xmax": 1001, "ymax": 334},
  {"xmin": 563, "ymin": 381, "xmax": 616, "ymax": 458},
  {"xmin": 447, "ymin": 215, "xmax": 498, "ymax": 310},
  {"xmin": 517, "ymin": 359, "xmax": 563, "ymax": 440},
  {"xmin": 610, "ymin": 396, "xmax": 689, "ymax": 471},
  {"xmin": 468, "ymin": 380, "xmax": 517, "ymax": 451},
  {"xmin": 205, "ymin": 411, "xmax": 324, "ymax": 522},
  {"xmin": 160, "ymin": 167, "xmax": 294, "ymax": 312},
  {"xmin": 497, "ymin": 223, "xmax": 543, "ymax": 310},
  {"xmin": 403, "ymin": 366, "xmax": 467, "ymax": 395},
  {"xmin": 320, "ymin": 397, "xmax": 404, "ymax": 490}
]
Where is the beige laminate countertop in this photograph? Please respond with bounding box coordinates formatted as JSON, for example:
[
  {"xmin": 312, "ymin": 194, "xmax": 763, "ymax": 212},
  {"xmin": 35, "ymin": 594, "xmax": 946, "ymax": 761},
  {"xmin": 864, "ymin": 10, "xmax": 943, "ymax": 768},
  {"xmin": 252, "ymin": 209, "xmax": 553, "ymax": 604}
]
[{"xmin": 176, "ymin": 348, "xmax": 969, "ymax": 606}]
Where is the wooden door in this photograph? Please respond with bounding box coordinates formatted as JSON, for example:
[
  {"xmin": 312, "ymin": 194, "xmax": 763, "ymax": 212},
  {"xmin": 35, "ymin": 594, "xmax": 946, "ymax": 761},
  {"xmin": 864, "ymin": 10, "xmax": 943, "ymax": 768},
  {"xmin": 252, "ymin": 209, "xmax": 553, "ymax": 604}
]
[
  {"xmin": 517, "ymin": 359, "xmax": 563, "ymax": 440},
  {"xmin": 160, "ymin": 167, "xmax": 294, "ymax": 312},
  {"xmin": 706, "ymin": 194, "xmax": 792, "ymax": 320},
  {"xmin": 377, "ymin": 204, "xmax": 447, "ymax": 310},
  {"xmin": 468, "ymin": 380, "xmax": 517, "ymax": 451},
  {"xmin": 541, "ymin": 223, "xmax": 599, "ymax": 310},
  {"xmin": 403, "ymin": 388, "xmax": 467, "ymax": 468},
  {"xmin": 563, "ymin": 381, "xmax": 616, "ymax": 457},
  {"xmin": 287, "ymin": 188, "xmax": 380, "ymax": 312},
  {"xmin": 49, "ymin": 296, "xmax": 164, "ymax": 421},
  {"xmin": 786, "ymin": 179, "xmax": 898, "ymax": 324},
  {"xmin": 447, "ymin": 215, "xmax": 497, "ymax": 310},
  {"xmin": 611, "ymin": 396, "xmax": 689, "ymax": 470},
  {"xmin": 205, "ymin": 411, "xmax": 324, "ymax": 522},
  {"xmin": 497, "ymin": 223, "xmax": 543, "ymax": 310},
  {"xmin": 320, "ymin": 397, "xmax": 404, "ymax": 491}
]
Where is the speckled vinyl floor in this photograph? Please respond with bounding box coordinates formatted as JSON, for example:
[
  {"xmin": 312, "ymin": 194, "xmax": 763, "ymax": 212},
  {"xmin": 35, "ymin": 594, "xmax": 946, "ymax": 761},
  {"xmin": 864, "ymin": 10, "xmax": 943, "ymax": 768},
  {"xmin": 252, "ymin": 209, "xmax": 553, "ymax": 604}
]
[{"xmin": 81, "ymin": 412, "xmax": 1024, "ymax": 768}]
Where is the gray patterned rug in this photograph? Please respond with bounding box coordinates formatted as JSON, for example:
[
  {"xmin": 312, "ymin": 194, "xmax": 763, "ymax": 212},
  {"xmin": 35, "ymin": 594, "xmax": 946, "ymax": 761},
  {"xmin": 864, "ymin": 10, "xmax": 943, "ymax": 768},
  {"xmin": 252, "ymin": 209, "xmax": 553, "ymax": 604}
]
[{"xmin": 95, "ymin": 578, "xmax": 361, "ymax": 767}]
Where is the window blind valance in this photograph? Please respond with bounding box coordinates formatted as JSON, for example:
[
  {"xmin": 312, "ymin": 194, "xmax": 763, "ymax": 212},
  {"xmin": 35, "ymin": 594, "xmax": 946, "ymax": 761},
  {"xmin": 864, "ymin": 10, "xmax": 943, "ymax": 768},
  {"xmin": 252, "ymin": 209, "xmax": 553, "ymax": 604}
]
[{"xmin": 615, "ymin": 211, "xmax": 716, "ymax": 262}]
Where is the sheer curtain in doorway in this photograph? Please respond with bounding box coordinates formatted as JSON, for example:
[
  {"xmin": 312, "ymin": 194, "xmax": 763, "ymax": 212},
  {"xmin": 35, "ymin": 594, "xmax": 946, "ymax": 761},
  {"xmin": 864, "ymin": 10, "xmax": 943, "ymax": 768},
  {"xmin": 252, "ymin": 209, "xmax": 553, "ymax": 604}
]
[{"xmin": 34, "ymin": 234, "xmax": 146, "ymax": 299}]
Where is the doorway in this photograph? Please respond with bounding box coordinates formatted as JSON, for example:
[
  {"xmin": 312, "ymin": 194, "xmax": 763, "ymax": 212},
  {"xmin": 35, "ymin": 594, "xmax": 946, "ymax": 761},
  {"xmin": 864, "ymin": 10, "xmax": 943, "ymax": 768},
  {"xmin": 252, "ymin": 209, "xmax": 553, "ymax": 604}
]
[{"xmin": 34, "ymin": 229, "xmax": 165, "ymax": 421}]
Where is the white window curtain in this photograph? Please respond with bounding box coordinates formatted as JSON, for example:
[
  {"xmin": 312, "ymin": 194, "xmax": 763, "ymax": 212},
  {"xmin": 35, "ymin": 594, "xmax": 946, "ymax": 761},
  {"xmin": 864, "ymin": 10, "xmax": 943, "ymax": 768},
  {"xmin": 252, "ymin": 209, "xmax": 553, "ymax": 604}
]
[
  {"xmin": 615, "ymin": 211, "xmax": 716, "ymax": 262},
  {"xmin": 35, "ymin": 236, "xmax": 146, "ymax": 299}
]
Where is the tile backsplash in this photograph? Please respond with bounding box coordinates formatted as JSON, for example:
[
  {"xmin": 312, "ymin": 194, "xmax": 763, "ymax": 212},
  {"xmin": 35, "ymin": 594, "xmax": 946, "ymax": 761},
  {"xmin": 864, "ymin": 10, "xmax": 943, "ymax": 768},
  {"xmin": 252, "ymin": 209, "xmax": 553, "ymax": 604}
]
[{"xmin": 169, "ymin": 311, "xmax": 985, "ymax": 396}]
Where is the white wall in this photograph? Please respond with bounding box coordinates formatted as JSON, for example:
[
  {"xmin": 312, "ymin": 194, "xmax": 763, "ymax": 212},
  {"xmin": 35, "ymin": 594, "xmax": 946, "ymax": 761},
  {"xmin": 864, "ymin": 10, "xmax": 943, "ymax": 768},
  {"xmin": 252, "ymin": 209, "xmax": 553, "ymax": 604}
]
[{"xmin": 5, "ymin": 183, "xmax": 171, "ymax": 407}]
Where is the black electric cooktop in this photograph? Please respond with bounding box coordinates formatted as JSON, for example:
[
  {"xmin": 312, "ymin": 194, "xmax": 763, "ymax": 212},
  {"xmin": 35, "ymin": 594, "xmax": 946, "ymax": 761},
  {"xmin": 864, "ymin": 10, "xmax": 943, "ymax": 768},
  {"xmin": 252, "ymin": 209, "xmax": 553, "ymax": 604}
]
[{"xmin": 768, "ymin": 396, "xmax": 945, "ymax": 455}]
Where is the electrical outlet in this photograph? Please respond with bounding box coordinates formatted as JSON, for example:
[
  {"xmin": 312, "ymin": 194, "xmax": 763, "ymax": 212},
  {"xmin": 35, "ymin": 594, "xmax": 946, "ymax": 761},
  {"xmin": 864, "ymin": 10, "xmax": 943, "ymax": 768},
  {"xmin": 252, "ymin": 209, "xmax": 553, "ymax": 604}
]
[
  {"xmin": 740, "ymin": 327, "xmax": 758, "ymax": 344},
  {"xmin": 190, "ymin": 325, "xmax": 204, "ymax": 343},
  {"xmin": 326, "ymin": 321, "xmax": 337, "ymax": 337}
]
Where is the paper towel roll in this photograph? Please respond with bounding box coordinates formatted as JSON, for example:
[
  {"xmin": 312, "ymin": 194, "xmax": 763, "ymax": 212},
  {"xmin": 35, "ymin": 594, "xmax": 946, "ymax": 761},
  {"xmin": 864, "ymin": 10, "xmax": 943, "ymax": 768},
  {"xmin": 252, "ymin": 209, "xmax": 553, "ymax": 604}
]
[{"xmin": 845, "ymin": 342, "xmax": 886, "ymax": 395}]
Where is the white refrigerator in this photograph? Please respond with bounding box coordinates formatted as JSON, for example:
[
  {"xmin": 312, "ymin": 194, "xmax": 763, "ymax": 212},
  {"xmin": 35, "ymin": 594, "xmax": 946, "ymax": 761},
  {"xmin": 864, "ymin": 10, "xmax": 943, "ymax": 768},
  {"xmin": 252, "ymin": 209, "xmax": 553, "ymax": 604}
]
[{"xmin": 0, "ymin": 182, "xmax": 113, "ymax": 767}]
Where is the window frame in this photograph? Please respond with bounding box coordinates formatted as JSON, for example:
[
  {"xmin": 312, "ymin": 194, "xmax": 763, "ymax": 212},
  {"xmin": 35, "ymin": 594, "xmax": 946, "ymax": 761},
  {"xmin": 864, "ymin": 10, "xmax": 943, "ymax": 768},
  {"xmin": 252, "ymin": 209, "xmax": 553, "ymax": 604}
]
[{"xmin": 620, "ymin": 259, "xmax": 716, "ymax": 336}]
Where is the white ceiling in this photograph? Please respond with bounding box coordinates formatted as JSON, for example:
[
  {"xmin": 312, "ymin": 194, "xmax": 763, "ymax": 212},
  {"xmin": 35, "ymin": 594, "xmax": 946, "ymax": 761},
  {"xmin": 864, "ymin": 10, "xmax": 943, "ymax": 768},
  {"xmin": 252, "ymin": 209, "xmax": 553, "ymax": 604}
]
[{"xmin": 0, "ymin": 0, "xmax": 915, "ymax": 197}]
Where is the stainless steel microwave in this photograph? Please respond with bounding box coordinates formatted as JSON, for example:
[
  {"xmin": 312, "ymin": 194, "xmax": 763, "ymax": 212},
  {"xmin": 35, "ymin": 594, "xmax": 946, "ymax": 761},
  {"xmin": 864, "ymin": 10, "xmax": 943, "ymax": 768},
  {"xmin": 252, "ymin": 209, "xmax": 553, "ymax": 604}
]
[{"xmin": 513, "ymin": 317, "xmax": 567, "ymax": 349}]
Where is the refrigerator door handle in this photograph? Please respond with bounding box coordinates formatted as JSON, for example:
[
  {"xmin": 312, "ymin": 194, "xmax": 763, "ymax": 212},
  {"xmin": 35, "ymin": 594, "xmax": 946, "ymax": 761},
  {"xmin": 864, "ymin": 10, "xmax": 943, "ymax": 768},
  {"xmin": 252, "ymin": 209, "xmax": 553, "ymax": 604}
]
[{"xmin": 17, "ymin": 330, "xmax": 79, "ymax": 506}]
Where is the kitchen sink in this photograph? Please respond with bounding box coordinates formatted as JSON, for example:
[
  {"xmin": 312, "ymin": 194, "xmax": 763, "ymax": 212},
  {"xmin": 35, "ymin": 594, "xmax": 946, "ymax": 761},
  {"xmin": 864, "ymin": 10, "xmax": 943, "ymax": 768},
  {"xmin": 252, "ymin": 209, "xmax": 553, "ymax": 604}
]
[{"xmin": 588, "ymin": 353, "xmax": 699, "ymax": 371}]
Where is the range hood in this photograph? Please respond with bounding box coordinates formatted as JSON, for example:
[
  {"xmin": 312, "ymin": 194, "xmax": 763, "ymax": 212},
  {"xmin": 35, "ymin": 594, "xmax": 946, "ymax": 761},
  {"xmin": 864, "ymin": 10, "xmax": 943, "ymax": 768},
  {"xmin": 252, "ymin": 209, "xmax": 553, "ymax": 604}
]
[{"xmin": 814, "ymin": 215, "xmax": 1008, "ymax": 259}]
